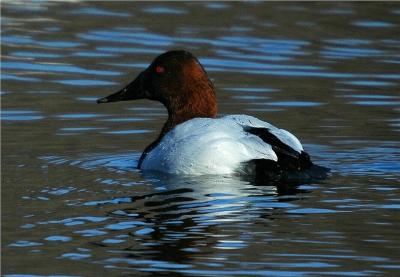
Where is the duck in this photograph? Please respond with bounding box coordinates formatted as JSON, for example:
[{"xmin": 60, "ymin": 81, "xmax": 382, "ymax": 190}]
[{"xmin": 97, "ymin": 50, "xmax": 328, "ymax": 181}]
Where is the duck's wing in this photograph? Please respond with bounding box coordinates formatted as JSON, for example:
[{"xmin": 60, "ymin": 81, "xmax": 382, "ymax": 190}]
[
  {"xmin": 224, "ymin": 115, "xmax": 308, "ymax": 168},
  {"xmin": 229, "ymin": 115, "xmax": 329, "ymax": 181},
  {"xmin": 243, "ymin": 126, "xmax": 312, "ymax": 171}
]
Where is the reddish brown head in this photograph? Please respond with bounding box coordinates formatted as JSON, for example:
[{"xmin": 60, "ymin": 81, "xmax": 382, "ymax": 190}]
[{"xmin": 98, "ymin": 50, "xmax": 217, "ymax": 136}]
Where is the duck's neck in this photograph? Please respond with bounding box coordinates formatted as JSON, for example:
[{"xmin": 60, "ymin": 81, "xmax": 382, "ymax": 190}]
[
  {"xmin": 161, "ymin": 92, "xmax": 218, "ymax": 136},
  {"xmin": 138, "ymin": 87, "xmax": 217, "ymax": 169},
  {"xmin": 161, "ymin": 64, "xmax": 218, "ymax": 136}
]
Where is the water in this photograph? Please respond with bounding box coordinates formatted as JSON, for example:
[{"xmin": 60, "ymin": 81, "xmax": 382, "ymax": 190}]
[{"xmin": 2, "ymin": 1, "xmax": 400, "ymax": 276}]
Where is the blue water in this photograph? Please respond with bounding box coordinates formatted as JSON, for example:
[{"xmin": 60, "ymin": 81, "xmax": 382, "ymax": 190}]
[{"xmin": 2, "ymin": 1, "xmax": 400, "ymax": 277}]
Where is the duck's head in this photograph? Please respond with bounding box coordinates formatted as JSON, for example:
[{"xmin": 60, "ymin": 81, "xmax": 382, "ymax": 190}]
[{"xmin": 97, "ymin": 50, "xmax": 217, "ymax": 120}]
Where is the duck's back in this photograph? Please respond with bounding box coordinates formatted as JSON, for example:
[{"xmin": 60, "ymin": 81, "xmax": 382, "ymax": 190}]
[{"xmin": 140, "ymin": 115, "xmax": 306, "ymax": 175}]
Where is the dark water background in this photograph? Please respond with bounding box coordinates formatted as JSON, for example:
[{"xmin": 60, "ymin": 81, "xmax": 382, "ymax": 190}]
[{"xmin": 2, "ymin": 1, "xmax": 400, "ymax": 276}]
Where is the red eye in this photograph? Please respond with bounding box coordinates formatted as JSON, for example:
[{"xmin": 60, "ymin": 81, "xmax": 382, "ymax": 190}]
[{"xmin": 155, "ymin": 66, "xmax": 165, "ymax": 74}]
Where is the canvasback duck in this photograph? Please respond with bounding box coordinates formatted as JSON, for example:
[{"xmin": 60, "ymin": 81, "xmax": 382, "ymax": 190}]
[{"xmin": 97, "ymin": 50, "xmax": 328, "ymax": 180}]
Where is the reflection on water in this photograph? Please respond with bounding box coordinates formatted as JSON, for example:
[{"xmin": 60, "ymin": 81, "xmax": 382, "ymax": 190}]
[{"xmin": 2, "ymin": 1, "xmax": 400, "ymax": 276}]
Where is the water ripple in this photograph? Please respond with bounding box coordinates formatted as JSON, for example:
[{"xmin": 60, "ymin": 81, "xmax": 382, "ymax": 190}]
[
  {"xmin": 3, "ymin": 61, "xmax": 121, "ymax": 76},
  {"xmin": 352, "ymin": 20, "xmax": 396, "ymax": 28},
  {"xmin": 1, "ymin": 110, "xmax": 44, "ymax": 121},
  {"xmin": 78, "ymin": 31, "xmax": 173, "ymax": 47},
  {"xmin": 54, "ymin": 79, "xmax": 117, "ymax": 86},
  {"xmin": 3, "ymin": 35, "xmax": 84, "ymax": 48},
  {"xmin": 69, "ymin": 7, "xmax": 130, "ymax": 17},
  {"xmin": 143, "ymin": 6, "xmax": 187, "ymax": 15}
]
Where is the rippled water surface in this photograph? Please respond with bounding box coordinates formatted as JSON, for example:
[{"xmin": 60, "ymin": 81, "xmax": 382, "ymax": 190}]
[{"xmin": 2, "ymin": 2, "xmax": 400, "ymax": 276}]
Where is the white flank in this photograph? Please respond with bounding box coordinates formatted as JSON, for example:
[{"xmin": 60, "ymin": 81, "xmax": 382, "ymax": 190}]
[{"xmin": 141, "ymin": 115, "xmax": 303, "ymax": 175}]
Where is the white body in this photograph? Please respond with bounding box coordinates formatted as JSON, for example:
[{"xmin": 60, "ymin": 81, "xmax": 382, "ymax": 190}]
[{"xmin": 141, "ymin": 115, "xmax": 303, "ymax": 175}]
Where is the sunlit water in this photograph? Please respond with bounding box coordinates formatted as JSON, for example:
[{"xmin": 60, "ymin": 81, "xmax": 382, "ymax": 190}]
[{"xmin": 2, "ymin": 2, "xmax": 400, "ymax": 276}]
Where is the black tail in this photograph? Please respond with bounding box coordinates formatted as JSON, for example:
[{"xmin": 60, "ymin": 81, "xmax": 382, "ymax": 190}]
[
  {"xmin": 241, "ymin": 158, "xmax": 330, "ymax": 184},
  {"xmin": 241, "ymin": 126, "xmax": 329, "ymax": 183}
]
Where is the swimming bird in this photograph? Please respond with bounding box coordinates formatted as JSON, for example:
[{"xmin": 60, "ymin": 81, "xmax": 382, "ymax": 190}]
[{"xmin": 97, "ymin": 50, "xmax": 328, "ymax": 181}]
